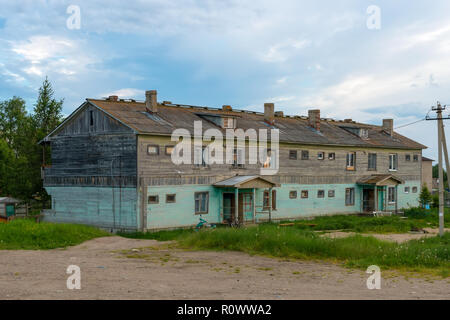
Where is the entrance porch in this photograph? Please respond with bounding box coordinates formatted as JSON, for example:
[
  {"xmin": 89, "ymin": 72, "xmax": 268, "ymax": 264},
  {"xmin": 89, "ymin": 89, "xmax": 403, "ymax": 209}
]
[
  {"xmin": 357, "ymin": 174, "xmax": 404, "ymax": 215},
  {"xmin": 214, "ymin": 175, "xmax": 279, "ymax": 224}
]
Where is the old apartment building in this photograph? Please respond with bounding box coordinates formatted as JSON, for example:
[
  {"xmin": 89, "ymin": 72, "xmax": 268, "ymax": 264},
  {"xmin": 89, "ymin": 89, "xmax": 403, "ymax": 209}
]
[{"xmin": 41, "ymin": 90, "xmax": 426, "ymax": 230}]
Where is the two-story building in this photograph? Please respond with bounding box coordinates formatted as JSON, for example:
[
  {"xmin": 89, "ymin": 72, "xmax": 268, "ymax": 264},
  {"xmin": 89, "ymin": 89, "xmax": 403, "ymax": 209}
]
[{"xmin": 40, "ymin": 90, "xmax": 426, "ymax": 231}]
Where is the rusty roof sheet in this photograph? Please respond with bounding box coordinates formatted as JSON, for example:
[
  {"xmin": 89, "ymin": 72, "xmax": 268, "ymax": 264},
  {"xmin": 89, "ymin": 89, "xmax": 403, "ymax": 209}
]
[{"xmin": 85, "ymin": 99, "xmax": 426, "ymax": 150}]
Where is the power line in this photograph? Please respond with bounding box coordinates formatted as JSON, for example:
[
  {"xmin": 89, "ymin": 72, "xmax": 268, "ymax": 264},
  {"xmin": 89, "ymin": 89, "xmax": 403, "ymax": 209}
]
[{"xmin": 394, "ymin": 118, "xmax": 425, "ymax": 130}]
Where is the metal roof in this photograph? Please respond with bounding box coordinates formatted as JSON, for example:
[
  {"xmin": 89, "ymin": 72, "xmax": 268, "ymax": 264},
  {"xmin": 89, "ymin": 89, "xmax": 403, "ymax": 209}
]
[
  {"xmin": 356, "ymin": 174, "xmax": 404, "ymax": 185},
  {"xmin": 213, "ymin": 175, "xmax": 278, "ymax": 188},
  {"xmin": 0, "ymin": 197, "xmax": 21, "ymax": 204}
]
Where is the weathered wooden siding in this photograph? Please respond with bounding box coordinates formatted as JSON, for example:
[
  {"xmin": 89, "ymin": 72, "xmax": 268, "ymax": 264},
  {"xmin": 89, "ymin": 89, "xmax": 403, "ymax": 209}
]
[
  {"xmin": 43, "ymin": 103, "xmax": 138, "ymax": 229},
  {"xmin": 137, "ymin": 135, "xmax": 422, "ymax": 186}
]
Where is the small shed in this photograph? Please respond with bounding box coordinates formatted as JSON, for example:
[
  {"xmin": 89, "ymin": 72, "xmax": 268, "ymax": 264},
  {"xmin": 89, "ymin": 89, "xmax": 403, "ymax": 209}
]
[{"xmin": 0, "ymin": 197, "xmax": 22, "ymax": 220}]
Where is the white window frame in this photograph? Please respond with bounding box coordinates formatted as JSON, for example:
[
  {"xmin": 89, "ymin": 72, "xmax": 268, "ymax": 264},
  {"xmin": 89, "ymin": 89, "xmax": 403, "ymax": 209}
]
[
  {"xmin": 346, "ymin": 152, "xmax": 356, "ymax": 170},
  {"xmin": 389, "ymin": 154, "xmax": 398, "ymax": 171},
  {"xmin": 388, "ymin": 187, "xmax": 396, "ymax": 203}
]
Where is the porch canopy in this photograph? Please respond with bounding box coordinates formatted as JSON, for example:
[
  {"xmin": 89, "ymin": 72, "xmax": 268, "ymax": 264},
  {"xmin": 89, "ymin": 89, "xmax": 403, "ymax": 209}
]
[
  {"xmin": 213, "ymin": 175, "xmax": 279, "ymax": 188},
  {"xmin": 356, "ymin": 174, "xmax": 404, "ymax": 186}
]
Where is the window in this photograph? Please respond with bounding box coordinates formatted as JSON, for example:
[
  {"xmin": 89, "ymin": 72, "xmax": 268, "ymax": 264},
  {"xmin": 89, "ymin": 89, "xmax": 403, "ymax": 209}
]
[
  {"xmin": 318, "ymin": 152, "xmax": 325, "ymax": 160},
  {"xmin": 404, "ymin": 187, "xmax": 410, "ymax": 193},
  {"xmin": 166, "ymin": 194, "xmax": 176, "ymax": 203},
  {"xmin": 165, "ymin": 146, "xmax": 174, "ymax": 155},
  {"xmin": 346, "ymin": 152, "xmax": 356, "ymax": 170},
  {"xmin": 289, "ymin": 150, "xmax": 297, "ymax": 160},
  {"xmin": 289, "ymin": 191, "xmax": 297, "ymax": 199},
  {"xmin": 232, "ymin": 148, "xmax": 245, "ymax": 168},
  {"xmin": 223, "ymin": 117, "xmax": 234, "ymax": 129},
  {"xmin": 328, "ymin": 153, "xmax": 335, "ymax": 160},
  {"xmin": 412, "ymin": 186, "xmax": 418, "ymax": 193},
  {"xmin": 89, "ymin": 110, "xmax": 94, "ymax": 126},
  {"xmin": 368, "ymin": 153, "xmax": 377, "ymax": 170},
  {"xmin": 195, "ymin": 192, "xmax": 209, "ymax": 214},
  {"xmin": 301, "ymin": 190, "xmax": 309, "ymax": 198},
  {"xmin": 301, "ymin": 150, "xmax": 309, "ymax": 160},
  {"xmin": 345, "ymin": 188, "xmax": 355, "ymax": 206},
  {"xmin": 405, "ymin": 154, "xmax": 411, "ymax": 162},
  {"xmin": 388, "ymin": 187, "xmax": 396, "ymax": 203},
  {"xmin": 263, "ymin": 149, "xmax": 275, "ymax": 169},
  {"xmin": 194, "ymin": 146, "xmax": 208, "ymax": 167},
  {"xmin": 263, "ymin": 190, "xmax": 276, "ymax": 210},
  {"xmin": 389, "ymin": 154, "xmax": 398, "ymax": 171},
  {"xmin": 328, "ymin": 190, "xmax": 335, "ymax": 197},
  {"xmin": 147, "ymin": 145, "xmax": 159, "ymax": 155},
  {"xmin": 413, "ymin": 155, "xmax": 419, "ymax": 162},
  {"xmin": 317, "ymin": 190, "xmax": 325, "ymax": 198},
  {"xmin": 148, "ymin": 195, "xmax": 159, "ymax": 204}
]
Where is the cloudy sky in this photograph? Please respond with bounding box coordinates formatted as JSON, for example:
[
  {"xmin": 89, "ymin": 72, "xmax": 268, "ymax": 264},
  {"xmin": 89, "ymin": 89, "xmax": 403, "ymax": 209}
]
[{"xmin": 1, "ymin": 0, "xmax": 450, "ymax": 160}]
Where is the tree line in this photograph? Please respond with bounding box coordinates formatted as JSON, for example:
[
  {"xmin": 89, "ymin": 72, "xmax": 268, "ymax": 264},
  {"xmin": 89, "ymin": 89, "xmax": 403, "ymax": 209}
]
[{"xmin": 0, "ymin": 77, "xmax": 63, "ymax": 205}]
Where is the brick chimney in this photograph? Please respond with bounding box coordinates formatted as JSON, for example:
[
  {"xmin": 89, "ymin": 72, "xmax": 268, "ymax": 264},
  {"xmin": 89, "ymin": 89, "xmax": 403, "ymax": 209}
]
[
  {"xmin": 108, "ymin": 95, "xmax": 118, "ymax": 102},
  {"xmin": 382, "ymin": 118, "xmax": 393, "ymax": 136},
  {"xmin": 145, "ymin": 90, "xmax": 158, "ymax": 113},
  {"xmin": 264, "ymin": 103, "xmax": 275, "ymax": 124},
  {"xmin": 308, "ymin": 109, "xmax": 320, "ymax": 131}
]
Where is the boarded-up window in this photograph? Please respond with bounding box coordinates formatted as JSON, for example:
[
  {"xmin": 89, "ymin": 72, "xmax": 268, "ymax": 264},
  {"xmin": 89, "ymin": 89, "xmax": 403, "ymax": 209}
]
[
  {"xmin": 195, "ymin": 192, "xmax": 209, "ymax": 214},
  {"xmin": 345, "ymin": 188, "xmax": 355, "ymax": 205},
  {"xmin": 148, "ymin": 195, "xmax": 159, "ymax": 204},
  {"xmin": 368, "ymin": 153, "xmax": 377, "ymax": 170}
]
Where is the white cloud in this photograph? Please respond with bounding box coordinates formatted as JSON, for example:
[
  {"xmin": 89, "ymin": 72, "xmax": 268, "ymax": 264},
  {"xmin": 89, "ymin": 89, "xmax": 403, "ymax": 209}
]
[{"xmin": 102, "ymin": 88, "xmax": 143, "ymax": 99}]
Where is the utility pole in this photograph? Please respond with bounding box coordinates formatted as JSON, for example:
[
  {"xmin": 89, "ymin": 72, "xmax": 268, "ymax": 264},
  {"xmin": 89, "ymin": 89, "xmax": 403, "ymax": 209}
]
[{"xmin": 426, "ymin": 102, "xmax": 449, "ymax": 236}]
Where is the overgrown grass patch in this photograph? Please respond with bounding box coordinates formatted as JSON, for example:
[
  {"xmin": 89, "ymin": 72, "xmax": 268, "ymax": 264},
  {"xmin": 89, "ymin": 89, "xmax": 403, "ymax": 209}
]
[{"xmin": 0, "ymin": 219, "xmax": 109, "ymax": 250}]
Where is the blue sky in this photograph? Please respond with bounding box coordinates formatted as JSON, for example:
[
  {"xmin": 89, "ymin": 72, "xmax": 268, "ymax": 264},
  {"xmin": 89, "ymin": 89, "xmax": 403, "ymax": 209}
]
[{"xmin": 1, "ymin": 0, "xmax": 450, "ymax": 160}]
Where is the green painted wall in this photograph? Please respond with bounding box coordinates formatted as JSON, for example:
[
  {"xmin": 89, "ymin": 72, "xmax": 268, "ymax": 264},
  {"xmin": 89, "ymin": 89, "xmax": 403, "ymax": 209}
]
[{"xmin": 44, "ymin": 186, "xmax": 137, "ymax": 230}]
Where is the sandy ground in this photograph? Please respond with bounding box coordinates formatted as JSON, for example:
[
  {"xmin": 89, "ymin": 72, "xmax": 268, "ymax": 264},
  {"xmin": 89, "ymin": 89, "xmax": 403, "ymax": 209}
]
[
  {"xmin": 321, "ymin": 228, "xmax": 450, "ymax": 243},
  {"xmin": 0, "ymin": 236, "xmax": 448, "ymax": 300}
]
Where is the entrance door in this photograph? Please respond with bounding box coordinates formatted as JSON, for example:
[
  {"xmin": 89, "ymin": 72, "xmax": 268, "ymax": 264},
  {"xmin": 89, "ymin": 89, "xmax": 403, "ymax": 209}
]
[
  {"xmin": 362, "ymin": 189, "xmax": 374, "ymax": 212},
  {"xmin": 378, "ymin": 188, "xmax": 384, "ymax": 211},
  {"xmin": 238, "ymin": 193, "xmax": 253, "ymax": 223},
  {"xmin": 223, "ymin": 193, "xmax": 235, "ymax": 223}
]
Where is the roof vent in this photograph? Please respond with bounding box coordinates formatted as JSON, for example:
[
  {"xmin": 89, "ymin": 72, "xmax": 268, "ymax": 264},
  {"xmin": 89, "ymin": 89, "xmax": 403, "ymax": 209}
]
[
  {"xmin": 344, "ymin": 118, "xmax": 352, "ymax": 123},
  {"xmin": 275, "ymin": 111, "xmax": 284, "ymax": 117},
  {"xmin": 108, "ymin": 95, "xmax": 118, "ymax": 102}
]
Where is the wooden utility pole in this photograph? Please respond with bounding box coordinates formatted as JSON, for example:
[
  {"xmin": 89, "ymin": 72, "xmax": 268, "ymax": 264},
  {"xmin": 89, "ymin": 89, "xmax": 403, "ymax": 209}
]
[{"xmin": 426, "ymin": 102, "xmax": 449, "ymax": 237}]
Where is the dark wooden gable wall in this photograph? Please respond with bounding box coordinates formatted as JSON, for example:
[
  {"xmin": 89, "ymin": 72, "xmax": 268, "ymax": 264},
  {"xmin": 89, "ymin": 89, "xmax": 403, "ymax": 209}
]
[{"xmin": 44, "ymin": 103, "xmax": 137, "ymax": 187}]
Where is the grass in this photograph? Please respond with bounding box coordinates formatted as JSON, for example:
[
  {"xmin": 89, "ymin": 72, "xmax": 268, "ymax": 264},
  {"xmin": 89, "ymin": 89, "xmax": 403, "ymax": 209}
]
[
  {"xmin": 0, "ymin": 219, "xmax": 109, "ymax": 250},
  {"xmin": 119, "ymin": 209, "xmax": 450, "ymax": 276}
]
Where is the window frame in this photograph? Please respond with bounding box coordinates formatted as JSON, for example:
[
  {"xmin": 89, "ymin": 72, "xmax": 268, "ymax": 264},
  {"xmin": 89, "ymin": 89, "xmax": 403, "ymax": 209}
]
[
  {"xmin": 388, "ymin": 187, "xmax": 396, "ymax": 203},
  {"xmin": 301, "ymin": 150, "xmax": 309, "ymax": 160},
  {"xmin": 412, "ymin": 186, "xmax": 418, "ymax": 193},
  {"xmin": 317, "ymin": 190, "xmax": 325, "ymax": 198},
  {"xmin": 317, "ymin": 152, "xmax": 325, "ymax": 160},
  {"xmin": 301, "ymin": 190, "xmax": 309, "ymax": 199},
  {"xmin": 346, "ymin": 152, "xmax": 356, "ymax": 171},
  {"xmin": 194, "ymin": 192, "xmax": 209, "ymax": 214},
  {"xmin": 413, "ymin": 155, "xmax": 419, "ymax": 162},
  {"xmin": 405, "ymin": 154, "xmax": 411, "ymax": 162},
  {"xmin": 165, "ymin": 145, "xmax": 175, "ymax": 156},
  {"xmin": 389, "ymin": 153, "xmax": 398, "ymax": 171},
  {"xmin": 147, "ymin": 144, "xmax": 160, "ymax": 156},
  {"xmin": 368, "ymin": 153, "xmax": 377, "ymax": 171},
  {"xmin": 345, "ymin": 188, "xmax": 355, "ymax": 206},
  {"xmin": 328, "ymin": 152, "xmax": 335, "ymax": 160},
  {"xmin": 166, "ymin": 194, "xmax": 176, "ymax": 203},
  {"xmin": 328, "ymin": 190, "xmax": 335, "ymax": 198},
  {"xmin": 404, "ymin": 187, "xmax": 410, "ymax": 194},
  {"xmin": 148, "ymin": 195, "xmax": 159, "ymax": 204},
  {"xmin": 289, "ymin": 190, "xmax": 297, "ymax": 199},
  {"xmin": 289, "ymin": 150, "xmax": 297, "ymax": 160}
]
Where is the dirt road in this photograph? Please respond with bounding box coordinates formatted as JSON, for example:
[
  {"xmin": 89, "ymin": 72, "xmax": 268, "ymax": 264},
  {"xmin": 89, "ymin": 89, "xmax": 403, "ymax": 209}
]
[{"xmin": 0, "ymin": 236, "xmax": 448, "ymax": 299}]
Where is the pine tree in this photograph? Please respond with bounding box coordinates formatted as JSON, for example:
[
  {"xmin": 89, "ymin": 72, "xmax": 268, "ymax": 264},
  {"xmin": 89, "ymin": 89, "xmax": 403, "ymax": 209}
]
[
  {"xmin": 419, "ymin": 184, "xmax": 432, "ymax": 208},
  {"xmin": 33, "ymin": 76, "xmax": 64, "ymax": 139}
]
